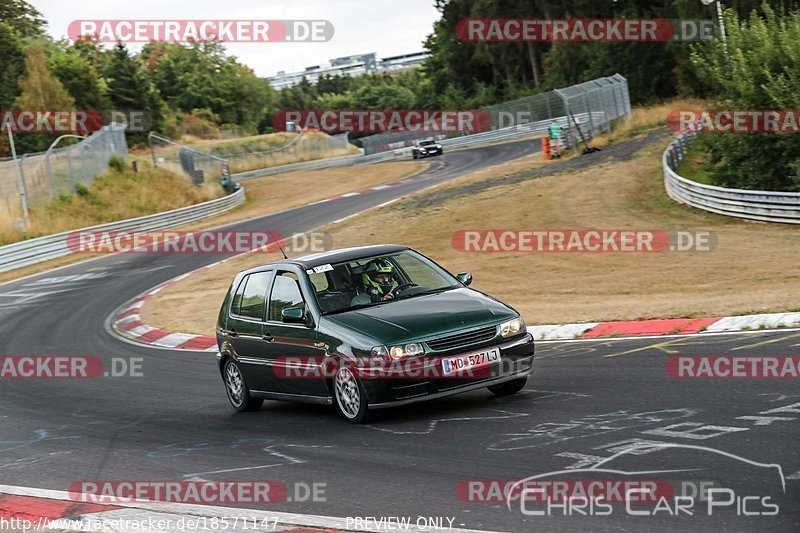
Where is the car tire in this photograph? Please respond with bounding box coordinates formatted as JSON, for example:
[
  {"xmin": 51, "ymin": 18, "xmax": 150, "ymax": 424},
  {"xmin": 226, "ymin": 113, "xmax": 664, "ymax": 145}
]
[
  {"xmin": 223, "ymin": 359, "xmax": 263, "ymax": 412},
  {"xmin": 488, "ymin": 377, "xmax": 527, "ymax": 397},
  {"xmin": 412, "ymin": 152, "xmax": 418, "ymax": 159},
  {"xmin": 333, "ymin": 367, "xmax": 370, "ymax": 423}
]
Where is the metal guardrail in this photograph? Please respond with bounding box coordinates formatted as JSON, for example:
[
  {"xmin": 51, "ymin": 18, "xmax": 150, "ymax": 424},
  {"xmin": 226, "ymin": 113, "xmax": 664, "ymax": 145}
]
[
  {"xmin": 0, "ymin": 187, "xmax": 245, "ymax": 273},
  {"xmin": 663, "ymin": 131, "xmax": 800, "ymax": 224}
]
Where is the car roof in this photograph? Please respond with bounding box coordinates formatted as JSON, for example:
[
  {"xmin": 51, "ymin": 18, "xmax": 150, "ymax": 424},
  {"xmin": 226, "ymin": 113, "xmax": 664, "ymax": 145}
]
[{"xmin": 241, "ymin": 244, "xmax": 410, "ymax": 274}]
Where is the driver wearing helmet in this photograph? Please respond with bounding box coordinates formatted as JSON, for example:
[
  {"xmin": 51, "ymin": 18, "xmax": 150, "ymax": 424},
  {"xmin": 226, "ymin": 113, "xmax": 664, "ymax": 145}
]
[{"xmin": 351, "ymin": 258, "xmax": 397, "ymax": 306}]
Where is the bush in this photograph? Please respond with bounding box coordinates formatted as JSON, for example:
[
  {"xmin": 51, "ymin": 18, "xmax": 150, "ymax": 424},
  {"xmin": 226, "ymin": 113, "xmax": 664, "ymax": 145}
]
[
  {"xmin": 108, "ymin": 155, "xmax": 126, "ymax": 173},
  {"xmin": 74, "ymin": 183, "xmax": 90, "ymax": 197},
  {"xmin": 690, "ymin": 6, "xmax": 800, "ymax": 191}
]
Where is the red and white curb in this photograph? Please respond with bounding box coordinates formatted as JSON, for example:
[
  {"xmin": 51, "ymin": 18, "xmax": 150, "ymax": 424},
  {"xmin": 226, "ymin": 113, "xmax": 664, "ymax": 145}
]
[
  {"xmin": 110, "ymin": 263, "xmax": 223, "ymax": 352},
  {"xmin": 0, "ymin": 485, "xmax": 499, "ymax": 533},
  {"xmin": 530, "ymin": 312, "xmax": 800, "ymax": 341}
]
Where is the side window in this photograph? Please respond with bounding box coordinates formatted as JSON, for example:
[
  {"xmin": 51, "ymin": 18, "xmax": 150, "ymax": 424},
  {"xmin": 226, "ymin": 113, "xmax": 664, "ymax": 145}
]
[
  {"xmin": 230, "ymin": 277, "xmax": 247, "ymax": 316},
  {"xmin": 268, "ymin": 271, "xmax": 305, "ymax": 321},
  {"xmin": 238, "ymin": 272, "xmax": 271, "ymax": 320}
]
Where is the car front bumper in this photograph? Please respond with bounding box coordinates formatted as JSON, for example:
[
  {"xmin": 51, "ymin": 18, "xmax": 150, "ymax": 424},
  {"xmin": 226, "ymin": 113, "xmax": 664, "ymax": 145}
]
[{"xmin": 362, "ymin": 332, "xmax": 535, "ymax": 409}]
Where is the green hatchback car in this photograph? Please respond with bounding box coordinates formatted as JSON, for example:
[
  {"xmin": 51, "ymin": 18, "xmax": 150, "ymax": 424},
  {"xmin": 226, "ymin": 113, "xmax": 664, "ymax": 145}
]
[{"xmin": 216, "ymin": 245, "xmax": 535, "ymax": 423}]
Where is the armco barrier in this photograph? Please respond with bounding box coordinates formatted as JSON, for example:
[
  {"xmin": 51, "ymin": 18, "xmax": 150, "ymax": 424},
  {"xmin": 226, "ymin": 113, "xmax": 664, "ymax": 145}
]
[
  {"xmin": 663, "ymin": 131, "xmax": 800, "ymax": 224},
  {"xmin": 0, "ymin": 187, "xmax": 245, "ymax": 273}
]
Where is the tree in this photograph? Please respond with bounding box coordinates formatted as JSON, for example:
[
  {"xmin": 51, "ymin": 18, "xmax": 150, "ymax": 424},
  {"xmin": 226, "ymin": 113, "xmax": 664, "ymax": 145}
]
[
  {"xmin": 0, "ymin": 0, "xmax": 45, "ymax": 37},
  {"xmin": 13, "ymin": 45, "xmax": 76, "ymax": 153},
  {"xmin": 142, "ymin": 41, "xmax": 275, "ymax": 133},
  {"xmin": 0, "ymin": 22, "xmax": 24, "ymax": 108},
  {"xmin": 105, "ymin": 42, "xmax": 165, "ymax": 137},
  {"xmin": 48, "ymin": 41, "xmax": 109, "ymax": 110},
  {"xmin": 690, "ymin": 5, "xmax": 800, "ymax": 191}
]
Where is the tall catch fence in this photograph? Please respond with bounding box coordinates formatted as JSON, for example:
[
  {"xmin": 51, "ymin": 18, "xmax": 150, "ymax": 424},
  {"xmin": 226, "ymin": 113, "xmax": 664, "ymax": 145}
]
[
  {"xmin": 149, "ymin": 132, "xmax": 231, "ymax": 186},
  {"xmin": 358, "ymin": 74, "xmax": 630, "ymax": 154},
  {"xmin": 0, "ymin": 124, "xmax": 128, "ymax": 221},
  {"xmin": 149, "ymin": 130, "xmax": 351, "ymax": 178}
]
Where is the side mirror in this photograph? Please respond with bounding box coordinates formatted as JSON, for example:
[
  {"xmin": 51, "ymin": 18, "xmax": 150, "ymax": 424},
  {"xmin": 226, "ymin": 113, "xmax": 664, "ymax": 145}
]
[
  {"xmin": 456, "ymin": 272, "xmax": 473, "ymax": 286},
  {"xmin": 281, "ymin": 306, "xmax": 307, "ymax": 325}
]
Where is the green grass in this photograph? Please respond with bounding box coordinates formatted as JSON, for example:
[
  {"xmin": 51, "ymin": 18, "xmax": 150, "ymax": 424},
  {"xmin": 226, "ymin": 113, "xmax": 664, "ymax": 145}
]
[{"xmin": 676, "ymin": 144, "xmax": 715, "ymax": 185}]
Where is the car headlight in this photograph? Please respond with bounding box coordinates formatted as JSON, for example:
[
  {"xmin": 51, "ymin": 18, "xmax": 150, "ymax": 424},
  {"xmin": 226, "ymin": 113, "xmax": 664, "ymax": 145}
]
[
  {"xmin": 388, "ymin": 343, "xmax": 424, "ymax": 360},
  {"xmin": 371, "ymin": 346, "xmax": 389, "ymax": 358},
  {"xmin": 499, "ymin": 317, "xmax": 525, "ymax": 338}
]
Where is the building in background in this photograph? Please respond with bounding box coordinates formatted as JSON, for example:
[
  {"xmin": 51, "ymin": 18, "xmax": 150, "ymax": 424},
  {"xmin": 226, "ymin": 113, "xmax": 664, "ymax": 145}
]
[{"xmin": 266, "ymin": 51, "xmax": 427, "ymax": 90}]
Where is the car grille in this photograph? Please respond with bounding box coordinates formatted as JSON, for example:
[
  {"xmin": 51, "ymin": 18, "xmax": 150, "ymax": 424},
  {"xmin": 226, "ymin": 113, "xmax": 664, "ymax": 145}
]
[{"xmin": 425, "ymin": 325, "xmax": 497, "ymax": 352}]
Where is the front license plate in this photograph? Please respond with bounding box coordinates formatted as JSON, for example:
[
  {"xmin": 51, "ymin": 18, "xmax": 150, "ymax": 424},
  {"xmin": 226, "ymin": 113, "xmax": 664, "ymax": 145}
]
[{"xmin": 441, "ymin": 348, "xmax": 500, "ymax": 376}]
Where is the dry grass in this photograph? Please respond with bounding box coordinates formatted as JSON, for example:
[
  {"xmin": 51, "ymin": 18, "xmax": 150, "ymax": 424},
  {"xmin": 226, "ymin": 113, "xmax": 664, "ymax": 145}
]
[
  {"xmin": 0, "ymin": 162, "xmax": 220, "ymax": 246},
  {"xmin": 179, "ymin": 160, "xmax": 428, "ymax": 232},
  {"xmin": 144, "ymin": 131, "xmax": 800, "ymax": 336},
  {"xmin": 592, "ymin": 98, "xmax": 707, "ymax": 148}
]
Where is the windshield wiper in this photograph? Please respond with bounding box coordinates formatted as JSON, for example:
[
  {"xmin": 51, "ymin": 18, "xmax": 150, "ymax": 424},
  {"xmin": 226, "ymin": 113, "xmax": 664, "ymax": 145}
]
[
  {"xmin": 396, "ymin": 286, "xmax": 458, "ymax": 301},
  {"xmin": 324, "ymin": 299, "xmax": 392, "ymax": 315}
]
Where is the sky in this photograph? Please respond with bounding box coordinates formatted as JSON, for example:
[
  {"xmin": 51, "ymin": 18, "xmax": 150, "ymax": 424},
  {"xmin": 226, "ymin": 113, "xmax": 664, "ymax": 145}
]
[{"xmin": 33, "ymin": 0, "xmax": 441, "ymax": 77}]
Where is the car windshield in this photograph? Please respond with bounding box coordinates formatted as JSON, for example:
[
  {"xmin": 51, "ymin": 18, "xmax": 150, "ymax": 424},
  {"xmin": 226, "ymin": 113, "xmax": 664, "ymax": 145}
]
[
  {"xmin": 311, "ymin": 250, "xmax": 461, "ymax": 315},
  {"xmin": 419, "ymin": 141, "xmax": 436, "ymax": 146}
]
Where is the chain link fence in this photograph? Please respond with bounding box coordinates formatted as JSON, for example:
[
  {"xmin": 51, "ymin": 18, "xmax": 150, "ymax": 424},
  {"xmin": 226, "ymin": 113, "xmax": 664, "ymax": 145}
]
[
  {"xmin": 0, "ymin": 124, "xmax": 128, "ymax": 223},
  {"xmin": 149, "ymin": 132, "xmax": 232, "ymax": 186},
  {"xmin": 359, "ymin": 74, "xmax": 631, "ymax": 154},
  {"xmin": 203, "ymin": 131, "xmax": 352, "ymax": 174},
  {"xmin": 149, "ymin": 130, "xmax": 352, "ymax": 178}
]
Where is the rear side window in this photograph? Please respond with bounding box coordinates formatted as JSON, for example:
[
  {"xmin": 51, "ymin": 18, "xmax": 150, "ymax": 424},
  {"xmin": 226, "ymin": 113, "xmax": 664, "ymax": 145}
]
[
  {"xmin": 237, "ymin": 272, "xmax": 271, "ymax": 320},
  {"xmin": 230, "ymin": 278, "xmax": 247, "ymax": 315},
  {"xmin": 268, "ymin": 272, "xmax": 305, "ymax": 321}
]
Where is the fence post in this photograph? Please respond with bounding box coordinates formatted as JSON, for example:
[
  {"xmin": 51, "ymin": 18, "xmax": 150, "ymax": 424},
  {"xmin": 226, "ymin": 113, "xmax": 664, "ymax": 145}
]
[
  {"xmin": 583, "ymin": 90, "xmax": 596, "ymax": 138},
  {"xmin": 149, "ymin": 132, "xmax": 158, "ymax": 166},
  {"xmin": 17, "ymin": 154, "xmax": 30, "ymax": 225},
  {"xmin": 45, "ymin": 152, "xmax": 57, "ymax": 200}
]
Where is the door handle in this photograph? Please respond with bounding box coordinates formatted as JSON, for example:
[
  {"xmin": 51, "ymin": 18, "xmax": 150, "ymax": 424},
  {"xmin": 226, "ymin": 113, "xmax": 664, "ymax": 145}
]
[
  {"xmin": 262, "ymin": 334, "xmax": 274, "ymax": 342},
  {"xmin": 228, "ymin": 329, "xmax": 238, "ymax": 337}
]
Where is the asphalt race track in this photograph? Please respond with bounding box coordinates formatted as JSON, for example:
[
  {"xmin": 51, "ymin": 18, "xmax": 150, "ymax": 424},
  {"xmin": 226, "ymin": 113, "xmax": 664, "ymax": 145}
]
[{"xmin": 0, "ymin": 139, "xmax": 798, "ymax": 532}]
